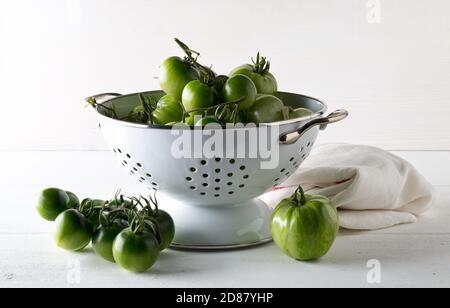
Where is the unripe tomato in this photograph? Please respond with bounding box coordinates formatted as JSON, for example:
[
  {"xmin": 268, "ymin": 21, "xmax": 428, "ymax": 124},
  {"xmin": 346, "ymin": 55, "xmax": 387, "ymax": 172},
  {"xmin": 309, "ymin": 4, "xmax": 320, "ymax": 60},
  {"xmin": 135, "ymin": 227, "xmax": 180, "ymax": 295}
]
[
  {"xmin": 54, "ymin": 209, "xmax": 93, "ymax": 251},
  {"xmin": 152, "ymin": 95, "xmax": 184, "ymax": 125},
  {"xmin": 159, "ymin": 56, "xmax": 198, "ymax": 101},
  {"xmin": 37, "ymin": 188, "xmax": 71, "ymax": 221},
  {"xmin": 113, "ymin": 228, "xmax": 160, "ymax": 273},
  {"xmin": 230, "ymin": 64, "xmax": 278, "ymax": 95},
  {"xmin": 222, "ymin": 74, "xmax": 257, "ymax": 110},
  {"xmin": 246, "ymin": 95, "xmax": 284, "ymax": 123},
  {"xmin": 182, "ymin": 80, "xmax": 216, "ymax": 115}
]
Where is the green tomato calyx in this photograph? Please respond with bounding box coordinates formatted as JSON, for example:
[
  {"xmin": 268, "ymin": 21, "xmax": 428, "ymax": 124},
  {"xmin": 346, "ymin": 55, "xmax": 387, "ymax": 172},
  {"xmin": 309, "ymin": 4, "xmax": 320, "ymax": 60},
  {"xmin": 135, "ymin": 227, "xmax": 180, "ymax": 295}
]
[
  {"xmin": 252, "ymin": 52, "xmax": 271, "ymax": 75},
  {"xmin": 292, "ymin": 186, "xmax": 307, "ymax": 206}
]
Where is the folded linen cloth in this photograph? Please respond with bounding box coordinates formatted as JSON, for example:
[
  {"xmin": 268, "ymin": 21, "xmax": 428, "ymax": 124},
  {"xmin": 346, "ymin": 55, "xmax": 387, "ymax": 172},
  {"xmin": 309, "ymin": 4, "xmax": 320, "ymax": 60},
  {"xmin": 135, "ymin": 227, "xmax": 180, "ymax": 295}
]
[{"xmin": 259, "ymin": 144, "xmax": 434, "ymax": 230}]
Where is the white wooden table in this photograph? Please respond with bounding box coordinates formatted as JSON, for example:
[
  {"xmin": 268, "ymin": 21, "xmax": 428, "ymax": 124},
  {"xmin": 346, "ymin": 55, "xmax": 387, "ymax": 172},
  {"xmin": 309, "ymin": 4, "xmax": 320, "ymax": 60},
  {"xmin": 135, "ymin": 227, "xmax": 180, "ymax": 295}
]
[{"xmin": 1, "ymin": 151, "xmax": 449, "ymax": 288}]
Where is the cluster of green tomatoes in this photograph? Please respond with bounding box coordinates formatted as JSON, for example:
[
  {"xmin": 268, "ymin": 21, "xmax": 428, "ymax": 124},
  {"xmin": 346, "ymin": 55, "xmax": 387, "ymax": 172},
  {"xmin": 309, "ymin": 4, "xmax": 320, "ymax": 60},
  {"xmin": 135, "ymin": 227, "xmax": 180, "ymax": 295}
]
[
  {"xmin": 37, "ymin": 188, "xmax": 175, "ymax": 273},
  {"xmin": 127, "ymin": 39, "xmax": 313, "ymax": 126}
]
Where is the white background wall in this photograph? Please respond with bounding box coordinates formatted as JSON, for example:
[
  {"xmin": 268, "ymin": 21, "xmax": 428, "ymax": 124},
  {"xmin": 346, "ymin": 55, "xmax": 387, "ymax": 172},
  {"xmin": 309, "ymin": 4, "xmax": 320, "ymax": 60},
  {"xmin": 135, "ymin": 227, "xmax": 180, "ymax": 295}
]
[{"xmin": 0, "ymin": 0, "xmax": 449, "ymax": 151}]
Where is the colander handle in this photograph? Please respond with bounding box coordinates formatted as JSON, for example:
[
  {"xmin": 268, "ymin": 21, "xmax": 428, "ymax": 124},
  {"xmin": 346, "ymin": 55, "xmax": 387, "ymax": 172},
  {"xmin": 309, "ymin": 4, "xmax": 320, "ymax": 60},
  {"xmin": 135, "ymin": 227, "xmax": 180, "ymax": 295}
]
[
  {"xmin": 85, "ymin": 93, "xmax": 122, "ymax": 106},
  {"xmin": 279, "ymin": 109, "xmax": 349, "ymax": 145}
]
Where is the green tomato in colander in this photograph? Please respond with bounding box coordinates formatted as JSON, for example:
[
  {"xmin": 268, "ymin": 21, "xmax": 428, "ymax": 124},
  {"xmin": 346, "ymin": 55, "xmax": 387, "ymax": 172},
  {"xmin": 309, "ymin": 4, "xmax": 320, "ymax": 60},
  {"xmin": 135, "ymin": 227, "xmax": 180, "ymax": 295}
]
[
  {"xmin": 270, "ymin": 186, "xmax": 339, "ymax": 261},
  {"xmin": 152, "ymin": 95, "xmax": 184, "ymax": 125},
  {"xmin": 290, "ymin": 108, "xmax": 313, "ymax": 119}
]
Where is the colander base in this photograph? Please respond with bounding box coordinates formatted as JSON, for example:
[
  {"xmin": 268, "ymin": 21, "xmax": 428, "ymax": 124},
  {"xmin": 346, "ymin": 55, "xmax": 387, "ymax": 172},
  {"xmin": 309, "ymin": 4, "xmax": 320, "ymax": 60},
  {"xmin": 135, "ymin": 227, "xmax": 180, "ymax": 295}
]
[{"xmin": 160, "ymin": 195, "xmax": 273, "ymax": 250}]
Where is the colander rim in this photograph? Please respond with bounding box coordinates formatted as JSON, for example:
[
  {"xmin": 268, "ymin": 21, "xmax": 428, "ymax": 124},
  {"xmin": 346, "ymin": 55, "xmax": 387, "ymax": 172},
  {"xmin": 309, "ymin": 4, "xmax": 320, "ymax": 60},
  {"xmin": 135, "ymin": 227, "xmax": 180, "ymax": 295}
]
[{"xmin": 95, "ymin": 91, "xmax": 328, "ymax": 129}]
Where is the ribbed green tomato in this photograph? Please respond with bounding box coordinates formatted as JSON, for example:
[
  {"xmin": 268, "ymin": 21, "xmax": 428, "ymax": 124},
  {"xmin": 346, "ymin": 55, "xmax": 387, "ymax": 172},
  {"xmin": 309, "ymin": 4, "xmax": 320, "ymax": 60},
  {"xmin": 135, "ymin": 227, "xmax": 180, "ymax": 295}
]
[
  {"xmin": 270, "ymin": 187, "xmax": 339, "ymax": 261},
  {"xmin": 246, "ymin": 95, "xmax": 284, "ymax": 123},
  {"xmin": 222, "ymin": 74, "xmax": 257, "ymax": 110},
  {"xmin": 152, "ymin": 95, "xmax": 183, "ymax": 125},
  {"xmin": 290, "ymin": 107, "xmax": 313, "ymax": 119},
  {"xmin": 54, "ymin": 209, "xmax": 93, "ymax": 251},
  {"xmin": 159, "ymin": 56, "xmax": 198, "ymax": 101},
  {"xmin": 92, "ymin": 220, "xmax": 128, "ymax": 263},
  {"xmin": 37, "ymin": 188, "xmax": 71, "ymax": 221},
  {"xmin": 182, "ymin": 80, "xmax": 216, "ymax": 115},
  {"xmin": 113, "ymin": 228, "xmax": 160, "ymax": 273},
  {"xmin": 230, "ymin": 64, "xmax": 278, "ymax": 95}
]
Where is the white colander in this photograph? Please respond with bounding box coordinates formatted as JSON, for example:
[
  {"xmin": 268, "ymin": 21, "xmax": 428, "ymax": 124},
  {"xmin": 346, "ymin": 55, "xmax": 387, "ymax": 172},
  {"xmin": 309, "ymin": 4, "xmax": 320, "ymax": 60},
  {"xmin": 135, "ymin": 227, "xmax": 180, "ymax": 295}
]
[{"xmin": 88, "ymin": 91, "xmax": 348, "ymax": 249}]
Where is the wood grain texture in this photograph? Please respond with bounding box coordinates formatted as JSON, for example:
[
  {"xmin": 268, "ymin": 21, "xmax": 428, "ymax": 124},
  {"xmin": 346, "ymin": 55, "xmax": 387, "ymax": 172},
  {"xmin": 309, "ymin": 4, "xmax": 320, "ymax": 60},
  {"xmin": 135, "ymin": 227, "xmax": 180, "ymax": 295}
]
[{"xmin": 1, "ymin": 0, "xmax": 449, "ymax": 151}]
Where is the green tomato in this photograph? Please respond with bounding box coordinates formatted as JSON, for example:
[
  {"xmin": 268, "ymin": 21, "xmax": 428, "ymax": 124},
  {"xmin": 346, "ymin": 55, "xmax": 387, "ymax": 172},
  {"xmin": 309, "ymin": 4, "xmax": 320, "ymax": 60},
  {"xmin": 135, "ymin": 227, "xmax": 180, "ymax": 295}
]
[
  {"xmin": 113, "ymin": 228, "xmax": 160, "ymax": 273},
  {"xmin": 154, "ymin": 210, "xmax": 176, "ymax": 251},
  {"xmin": 222, "ymin": 74, "xmax": 257, "ymax": 110},
  {"xmin": 270, "ymin": 187, "xmax": 339, "ymax": 261},
  {"xmin": 159, "ymin": 56, "xmax": 198, "ymax": 101},
  {"xmin": 195, "ymin": 116, "xmax": 223, "ymax": 127},
  {"xmin": 184, "ymin": 115, "xmax": 196, "ymax": 126},
  {"xmin": 92, "ymin": 220, "xmax": 128, "ymax": 263},
  {"xmin": 290, "ymin": 108, "xmax": 313, "ymax": 119},
  {"xmin": 54, "ymin": 209, "xmax": 93, "ymax": 251},
  {"xmin": 230, "ymin": 64, "xmax": 278, "ymax": 95},
  {"xmin": 182, "ymin": 80, "xmax": 216, "ymax": 115},
  {"xmin": 152, "ymin": 95, "xmax": 183, "ymax": 125},
  {"xmin": 37, "ymin": 188, "xmax": 71, "ymax": 221},
  {"xmin": 66, "ymin": 191, "xmax": 79, "ymax": 208},
  {"xmin": 246, "ymin": 95, "xmax": 285, "ymax": 123},
  {"xmin": 211, "ymin": 75, "xmax": 229, "ymax": 102}
]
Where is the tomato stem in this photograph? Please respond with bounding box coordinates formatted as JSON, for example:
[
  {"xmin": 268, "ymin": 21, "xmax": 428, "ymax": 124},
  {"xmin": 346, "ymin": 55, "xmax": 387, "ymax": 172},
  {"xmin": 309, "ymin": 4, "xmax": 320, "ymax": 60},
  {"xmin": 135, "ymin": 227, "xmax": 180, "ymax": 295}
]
[
  {"xmin": 294, "ymin": 186, "xmax": 307, "ymax": 206},
  {"xmin": 174, "ymin": 38, "xmax": 216, "ymax": 84}
]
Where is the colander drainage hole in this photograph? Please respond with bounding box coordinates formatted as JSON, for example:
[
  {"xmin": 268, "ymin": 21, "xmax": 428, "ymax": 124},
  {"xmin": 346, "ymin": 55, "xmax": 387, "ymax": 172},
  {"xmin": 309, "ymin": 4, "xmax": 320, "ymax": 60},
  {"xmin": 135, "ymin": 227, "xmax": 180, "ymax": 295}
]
[
  {"xmin": 227, "ymin": 173, "xmax": 233, "ymax": 177},
  {"xmin": 202, "ymin": 174, "xmax": 209, "ymax": 178},
  {"xmin": 202, "ymin": 183, "xmax": 209, "ymax": 187},
  {"xmin": 190, "ymin": 167, "xmax": 197, "ymax": 173},
  {"xmin": 215, "ymin": 158, "xmax": 221, "ymax": 162},
  {"xmin": 280, "ymin": 168, "xmax": 286, "ymax": 173},
  {"xmin": 215, "ymin": 169, "xmax": 221, "ymax": 173},
  {"xmin": 227, "ymin": 182, "xmax": 233, "ymax": 186},
  {"xmin": 239, "ymin": 184, "xmax": 245, "ymax": 188},
  {"xmin": 243, "ymin": 175, "xmax": 249, "ymax": 179},
  {"xmin": 274, "ymin": 178, "xmax": 280, "ymax": 183},
  {"xmin": 302, "ymin": 154, "xmax": 307, "ymax": 159},
  {"xmin": 289, "ymin": 157, "xmax": 294, "ymax": 162},
  {"xmin": 285, "ymin": 172, "xmax": 290, "ymax": 177},
  {"xmin": 140, "ymin": 177, "xmax": 145, "ymax": 181},
  {"xmin": 126, "ymin": 154, "xmax": 131, "ymax": 159},
  {"xmin": 151, "ymin": 182, "xmax": 158, "ymax": 187},
  {"xmin": 123, "ymin": 160, "xmax": 128, "ymax": 165},
  {"xmin": 133, "ymin": 167, "xmax": 138, "ymax": 172},
  {"xmin": 200, "ymin": 192, "xmax": 206, "ymax": 196},
  {"xmin": 136, "ymin": 163, "xmax": 143, "ymax": 168},
  {"xmin": 201, "ymin": 160, "xmax": 207, "ymax": 165},
  {"xmin": 307, "ymin": 142, "xmax": 312, "ymax": 148},
  {"xmin": 215, "ymin": 187, "xmax": 221, "ymax": 191},
  {"xmin": 229, "ymin": 191, "xmax": 235, "ymax": 195},
  {"xmin": 186, "ymin": 177, "xmax": 193, "ymax": 182},
  {"xmin": 230, "ymin": 159, "xmax": 236, "ymax": 164},
  {"xmin": 215, "ymin": 179, "xmax": 221, "ymax": 183},
  {"xmin": 214, "ymin": 194, "xmax": 220, "ymax": 198},
  {"xmin": 117, "ymin": 149, "xmax": 122, "ymax": 154},
  {"xmin": 190, "ymin": 186, "xmax": 197, "ymax": 190},
  {"xmin": 240, "ymin": 166, "xmax": 246, "ymax": 171},
  {"xmin": 146, "ymin": 173, "xmax": 152, "ymax": 177},
  {"xmin": 113, "ymin": 149, "xmax": 117, "ymax": 153}
]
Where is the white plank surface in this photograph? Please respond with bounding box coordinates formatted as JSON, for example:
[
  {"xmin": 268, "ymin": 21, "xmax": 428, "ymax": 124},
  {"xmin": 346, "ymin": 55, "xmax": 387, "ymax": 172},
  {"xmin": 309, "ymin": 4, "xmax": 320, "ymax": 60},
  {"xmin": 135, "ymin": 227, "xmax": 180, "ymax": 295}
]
[
  {"xmin": 0, "ymin": 151, "xmax": 449, "ymax": 288},
  {"xmin": 1, "ymin": 0, "xmax": 450, "ymax": 151}
]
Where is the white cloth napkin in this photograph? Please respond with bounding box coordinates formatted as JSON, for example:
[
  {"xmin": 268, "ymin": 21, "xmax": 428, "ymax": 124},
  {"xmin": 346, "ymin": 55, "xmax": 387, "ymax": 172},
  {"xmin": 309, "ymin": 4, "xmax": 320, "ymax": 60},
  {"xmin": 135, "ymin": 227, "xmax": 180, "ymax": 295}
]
[{"xmin": 259, "ymin": 144, "xmax": 434, "ymax": 230}]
